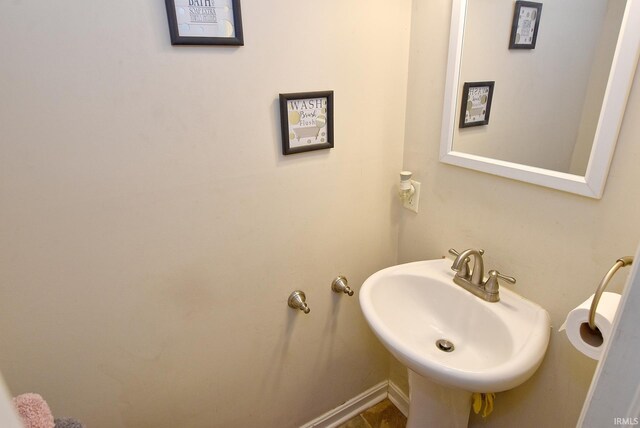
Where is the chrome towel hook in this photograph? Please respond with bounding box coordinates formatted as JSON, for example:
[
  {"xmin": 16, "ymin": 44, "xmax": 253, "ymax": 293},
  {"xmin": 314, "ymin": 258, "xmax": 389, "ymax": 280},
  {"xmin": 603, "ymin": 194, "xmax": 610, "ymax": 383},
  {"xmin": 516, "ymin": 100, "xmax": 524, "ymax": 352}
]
[
  {"xmin": 331, "ymin": 276, "xmax": 354, "ymax": 296},
  {"xmin": 288, "ymin": 290, "xmax": 310, "ymax": 314},
  {"xmin": 588, "ymin": 256, "xmax": 633, "ymax": 330}
]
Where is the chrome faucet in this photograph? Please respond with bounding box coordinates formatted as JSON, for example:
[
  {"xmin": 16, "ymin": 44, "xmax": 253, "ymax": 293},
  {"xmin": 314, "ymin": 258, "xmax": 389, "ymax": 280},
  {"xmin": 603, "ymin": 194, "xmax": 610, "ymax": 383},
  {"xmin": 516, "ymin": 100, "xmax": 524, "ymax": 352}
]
[
  {"xmin": 449, "ymin": 248, "xmax": 515, "ymax": 303},
  {"xmin": 450, "ymin": 248, "xmax": 484, "ymax": 285}
]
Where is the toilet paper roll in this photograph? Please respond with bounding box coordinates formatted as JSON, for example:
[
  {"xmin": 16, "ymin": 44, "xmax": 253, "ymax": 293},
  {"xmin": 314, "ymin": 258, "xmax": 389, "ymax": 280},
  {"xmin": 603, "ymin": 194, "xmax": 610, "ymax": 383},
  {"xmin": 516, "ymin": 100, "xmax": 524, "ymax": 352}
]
[{"xmin": 560, "ymin": 292, "xmax": 621, "ymax": 360}]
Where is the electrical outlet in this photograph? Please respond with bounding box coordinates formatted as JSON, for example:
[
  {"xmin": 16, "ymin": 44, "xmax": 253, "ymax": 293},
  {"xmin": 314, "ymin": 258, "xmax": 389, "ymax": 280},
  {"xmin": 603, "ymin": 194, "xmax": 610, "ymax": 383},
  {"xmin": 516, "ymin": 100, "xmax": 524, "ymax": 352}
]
[{"xmin": 403, "ymin": 180, "xmax": 421, "ymax": 213}]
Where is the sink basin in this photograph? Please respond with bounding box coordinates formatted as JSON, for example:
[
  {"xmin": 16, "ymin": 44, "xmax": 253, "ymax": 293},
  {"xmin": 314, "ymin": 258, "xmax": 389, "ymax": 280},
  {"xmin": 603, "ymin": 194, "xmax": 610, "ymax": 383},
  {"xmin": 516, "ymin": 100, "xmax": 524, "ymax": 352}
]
[{"xmin": 360, "ymin": 258, "xmax": 550, "ymax": 426}]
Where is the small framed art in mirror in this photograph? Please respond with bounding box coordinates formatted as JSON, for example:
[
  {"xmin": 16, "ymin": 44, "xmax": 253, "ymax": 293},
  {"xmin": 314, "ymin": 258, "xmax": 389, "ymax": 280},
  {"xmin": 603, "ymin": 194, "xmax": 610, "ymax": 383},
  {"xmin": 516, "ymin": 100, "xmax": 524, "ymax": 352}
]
[
  {"xmin": 459, "ymin": 81, "xmax": 495, "ymax": 128},
  {"xmin": 509, "ymin": 1, "xmax": 543, "ymax": 49}
]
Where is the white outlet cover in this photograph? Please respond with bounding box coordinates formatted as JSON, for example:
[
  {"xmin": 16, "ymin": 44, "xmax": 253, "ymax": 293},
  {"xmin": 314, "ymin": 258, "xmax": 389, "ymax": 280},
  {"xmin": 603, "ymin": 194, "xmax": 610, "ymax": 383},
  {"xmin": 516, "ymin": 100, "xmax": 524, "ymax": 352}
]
[{"xmin": 404, "ymin": 180, "xmax": 420, "ymax": 213}]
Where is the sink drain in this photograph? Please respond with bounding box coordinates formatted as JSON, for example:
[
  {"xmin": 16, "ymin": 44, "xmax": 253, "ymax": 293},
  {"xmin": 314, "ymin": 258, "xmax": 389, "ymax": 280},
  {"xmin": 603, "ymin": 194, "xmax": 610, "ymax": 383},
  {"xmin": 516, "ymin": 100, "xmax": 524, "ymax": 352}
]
[{"xmin": 436, "ymin": 339, "xmax": 455, "ymax": 353}]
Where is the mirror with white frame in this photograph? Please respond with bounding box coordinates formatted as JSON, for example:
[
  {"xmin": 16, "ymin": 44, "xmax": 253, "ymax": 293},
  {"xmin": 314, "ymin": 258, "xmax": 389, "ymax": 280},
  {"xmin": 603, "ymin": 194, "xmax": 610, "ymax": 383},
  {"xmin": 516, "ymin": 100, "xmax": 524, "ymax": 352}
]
[{"xmin": 439, "ymin": 0, "xmax": 640, "ymax": 198}]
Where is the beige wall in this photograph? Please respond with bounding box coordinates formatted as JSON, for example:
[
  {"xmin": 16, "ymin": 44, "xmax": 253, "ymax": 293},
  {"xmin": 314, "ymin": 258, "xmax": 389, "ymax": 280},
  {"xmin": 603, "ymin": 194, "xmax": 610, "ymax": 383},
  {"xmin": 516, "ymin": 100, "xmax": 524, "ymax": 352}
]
[
  {"xmin": 0, "ymin": 1, "xmax": 412, "ymax": 427},
  {"xmin": 397, "ymin": 0, "xmax": 640, "ymax": 427}
]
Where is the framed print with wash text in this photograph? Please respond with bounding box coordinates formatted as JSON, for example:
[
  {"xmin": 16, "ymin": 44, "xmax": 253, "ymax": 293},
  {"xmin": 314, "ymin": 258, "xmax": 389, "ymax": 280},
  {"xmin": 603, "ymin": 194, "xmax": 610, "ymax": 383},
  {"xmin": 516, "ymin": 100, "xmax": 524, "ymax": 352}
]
[
  {"xmin": 459, "ymin": 82, "xmax": 495, "ymax": 128},
  {"xmin": 279, "ymin": 91, "xmax": 334, "ymax": 155},
  {"xmin": 165, "ymin": 0, "xmax": 244, "ymax": 46}
]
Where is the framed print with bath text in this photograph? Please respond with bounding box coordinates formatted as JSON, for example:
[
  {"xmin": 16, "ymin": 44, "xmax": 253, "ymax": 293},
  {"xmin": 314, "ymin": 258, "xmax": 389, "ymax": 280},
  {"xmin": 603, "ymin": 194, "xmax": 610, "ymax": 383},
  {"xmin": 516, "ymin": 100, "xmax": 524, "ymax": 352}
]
[
  {"xmin": 279, "ymin": 91, "xmax": 334, "ymax": 155},
  {"xmin": 509, "ymin": 1, "xmax": 542, "ymax": 49},
  {"xmin": 459, "ymin": 81, "xmax": 495, "ymax": 128},
  {"xmin": 165, "ymin": 0, "xmax": 244, "ymax": 46}
]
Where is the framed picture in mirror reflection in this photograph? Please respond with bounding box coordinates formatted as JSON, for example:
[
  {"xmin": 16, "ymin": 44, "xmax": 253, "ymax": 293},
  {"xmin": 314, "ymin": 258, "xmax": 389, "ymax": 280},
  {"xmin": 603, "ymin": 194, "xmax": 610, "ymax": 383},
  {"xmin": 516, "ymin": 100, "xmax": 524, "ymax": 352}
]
[
  {"xmin": 509, "ymin": 1, "xmax": 542, "ymax": 49},
  {"xmin": 459, "ymin": 81, "xmax": 494, "ymax": 128}
]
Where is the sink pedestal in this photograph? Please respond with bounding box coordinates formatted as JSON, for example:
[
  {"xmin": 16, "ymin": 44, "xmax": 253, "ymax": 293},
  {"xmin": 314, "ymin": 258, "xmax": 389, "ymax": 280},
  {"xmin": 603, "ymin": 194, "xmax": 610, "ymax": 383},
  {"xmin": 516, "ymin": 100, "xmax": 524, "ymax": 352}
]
[{"xmin": 407, "ymin": 369, "xmax": 471, "ymax": 428}]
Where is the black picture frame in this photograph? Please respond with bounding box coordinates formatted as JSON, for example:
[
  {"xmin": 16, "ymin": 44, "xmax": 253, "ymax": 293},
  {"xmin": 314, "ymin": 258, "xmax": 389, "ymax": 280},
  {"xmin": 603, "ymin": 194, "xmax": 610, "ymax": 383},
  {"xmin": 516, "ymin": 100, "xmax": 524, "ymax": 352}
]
[
  {"xmin": 279, "ymin": 91, "xmax": 334, "ymax": 155},
  {"xmin": 459, "ymin": 82, "xmax": 495, "ymax": 128},
  {"xmin": 165, "ymin": 0, "xmax": 244, "ymax": 46},
  {"xmin": 509, "ymin": 1, "xmax": 542, "ymax": 49}
]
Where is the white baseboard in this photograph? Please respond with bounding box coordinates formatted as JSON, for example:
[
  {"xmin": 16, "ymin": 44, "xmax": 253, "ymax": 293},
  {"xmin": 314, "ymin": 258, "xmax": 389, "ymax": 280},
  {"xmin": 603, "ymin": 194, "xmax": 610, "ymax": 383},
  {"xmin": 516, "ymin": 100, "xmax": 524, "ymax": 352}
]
[
  {"xmin": 300, "ymin": 381, "xmax": 388, "ymax": 428},
  {"xmin": 387, "ymin": 381, "xmax": 409, "ymax": 417}
]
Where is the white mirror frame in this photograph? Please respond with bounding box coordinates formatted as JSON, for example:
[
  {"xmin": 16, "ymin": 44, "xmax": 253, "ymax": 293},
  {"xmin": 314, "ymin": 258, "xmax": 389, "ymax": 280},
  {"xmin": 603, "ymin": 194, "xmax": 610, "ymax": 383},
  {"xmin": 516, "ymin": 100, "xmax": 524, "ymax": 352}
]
[{"xmin": 440, "ymin": 0, "xmax": 640, "ymax": 199}]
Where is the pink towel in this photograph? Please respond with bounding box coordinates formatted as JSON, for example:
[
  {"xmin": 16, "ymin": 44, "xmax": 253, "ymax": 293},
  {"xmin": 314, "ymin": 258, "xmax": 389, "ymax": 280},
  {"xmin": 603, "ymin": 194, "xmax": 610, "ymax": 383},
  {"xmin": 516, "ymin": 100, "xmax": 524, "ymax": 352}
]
[{"xmin": 13, "ymin": 393, "xmax": 55, "ymax": 428}]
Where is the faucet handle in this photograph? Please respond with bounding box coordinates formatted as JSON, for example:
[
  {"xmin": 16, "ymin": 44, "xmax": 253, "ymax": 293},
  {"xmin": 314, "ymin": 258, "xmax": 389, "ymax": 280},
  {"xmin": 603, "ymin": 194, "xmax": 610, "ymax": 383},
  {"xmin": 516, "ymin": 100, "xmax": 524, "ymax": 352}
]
[
  {"xmin": 495, "ymin": 271, "xmax": 516, "ymax": 284},
  {"xmin": 485, "ymin": 270, "xmax": 516, "ymax": 294}
]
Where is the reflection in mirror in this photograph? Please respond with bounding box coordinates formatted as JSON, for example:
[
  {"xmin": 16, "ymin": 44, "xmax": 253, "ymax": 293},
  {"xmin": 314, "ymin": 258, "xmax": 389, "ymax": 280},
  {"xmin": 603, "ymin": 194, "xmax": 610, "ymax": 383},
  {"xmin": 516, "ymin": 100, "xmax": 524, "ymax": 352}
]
[
  {"xmin": 440, "ymin": 0, "xmax": 640, "ymax": 199},
  {"xmin": 455, "ymin": 0, "xmax": 625, "ymax": 175}
]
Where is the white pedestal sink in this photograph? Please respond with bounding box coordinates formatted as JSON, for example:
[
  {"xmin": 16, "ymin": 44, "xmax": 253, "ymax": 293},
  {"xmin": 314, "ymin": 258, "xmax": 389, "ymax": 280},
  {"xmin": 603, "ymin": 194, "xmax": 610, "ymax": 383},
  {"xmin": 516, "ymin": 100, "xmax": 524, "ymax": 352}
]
[{"xmin": 359, "ymin": 259, "xmax": 550, "ymax": 427}]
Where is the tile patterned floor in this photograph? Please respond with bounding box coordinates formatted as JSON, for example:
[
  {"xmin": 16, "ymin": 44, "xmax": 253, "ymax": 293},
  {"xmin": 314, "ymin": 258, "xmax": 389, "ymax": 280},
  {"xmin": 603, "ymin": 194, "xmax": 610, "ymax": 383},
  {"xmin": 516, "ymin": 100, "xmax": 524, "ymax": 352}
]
[{"xmin": 336, "ymin": 399, "xmax": 407, "ymax": 428}]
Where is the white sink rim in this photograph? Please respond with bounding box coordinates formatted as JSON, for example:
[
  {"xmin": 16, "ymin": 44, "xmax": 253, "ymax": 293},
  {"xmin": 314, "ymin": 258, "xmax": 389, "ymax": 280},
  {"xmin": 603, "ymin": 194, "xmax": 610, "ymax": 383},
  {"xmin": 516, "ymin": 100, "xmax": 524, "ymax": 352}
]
[{"xmin": 359, "ymin": 258, "xmax": 551, "ymax": 392}]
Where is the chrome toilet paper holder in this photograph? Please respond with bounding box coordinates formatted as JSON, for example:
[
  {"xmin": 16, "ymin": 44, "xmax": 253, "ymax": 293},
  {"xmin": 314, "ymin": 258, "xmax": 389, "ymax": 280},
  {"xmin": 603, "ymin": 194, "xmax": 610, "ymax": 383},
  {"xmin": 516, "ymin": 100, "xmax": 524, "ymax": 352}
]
[{"xmin": 588, "ymin": 256, "xmax": 633, "ymax": 330}]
